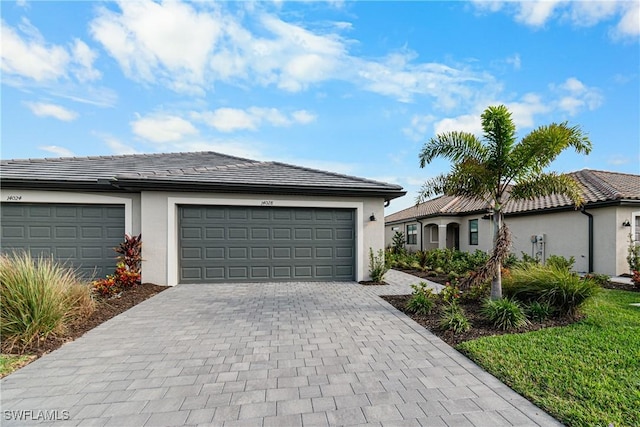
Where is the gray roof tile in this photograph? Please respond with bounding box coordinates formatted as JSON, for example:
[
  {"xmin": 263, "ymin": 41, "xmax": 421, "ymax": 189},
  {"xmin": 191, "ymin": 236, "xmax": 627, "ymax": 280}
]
[{"xmin": 1, "ymin": 151, "xmax": 405, "ymax": 198}]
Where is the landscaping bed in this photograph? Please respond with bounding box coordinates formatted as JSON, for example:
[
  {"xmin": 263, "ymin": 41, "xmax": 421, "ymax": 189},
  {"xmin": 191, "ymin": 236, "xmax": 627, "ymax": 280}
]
[
  {"xmin": 1, "ymin": 283, "xmax": 168, "ymax": 376},
  {"xmin": 381, "ymin": 293, "xmax": 579, "ymax": 346}
]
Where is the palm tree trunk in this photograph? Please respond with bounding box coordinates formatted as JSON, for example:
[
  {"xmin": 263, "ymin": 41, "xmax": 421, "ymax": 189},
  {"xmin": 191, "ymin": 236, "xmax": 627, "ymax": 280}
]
[{"xmin": 491, "ymin": 210, "xmax": 503, "ymax": 300}]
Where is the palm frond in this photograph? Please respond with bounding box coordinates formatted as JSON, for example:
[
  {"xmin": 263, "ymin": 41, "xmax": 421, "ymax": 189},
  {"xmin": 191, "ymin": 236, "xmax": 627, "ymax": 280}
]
[
  {"xmin": 481, "ymin": 105, "xmax": 517, "ymax": 172},
  {"xmin": 419, "ymin": 132, "xmax": 487, "ymax": 168},
  {"xmin": 508, "ymin": 122, "xmax": 592, "ymax": 177},
  {"xmin": 509, "ymin": 172, "xmax": 585, "ymax": 206}
]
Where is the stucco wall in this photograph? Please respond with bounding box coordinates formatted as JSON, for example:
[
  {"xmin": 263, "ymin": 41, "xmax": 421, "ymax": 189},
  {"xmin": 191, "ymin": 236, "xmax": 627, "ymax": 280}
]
[
  {"xmin": 385, "ymin": 205, "xmax": 639, "ymax": 276},
  {"xmin": 141, "ymin": 191, "xmax": 385, "ymax": 285}
]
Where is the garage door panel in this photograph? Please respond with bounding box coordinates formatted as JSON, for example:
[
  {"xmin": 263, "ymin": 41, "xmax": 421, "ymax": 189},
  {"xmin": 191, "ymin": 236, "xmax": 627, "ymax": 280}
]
[
  {"xmin": 316, "ymin": 229, "xmax": 333, "ymax": 240},
  {"xmin": 229, "ymin": 266, "xmax": 249, "ymax": 279},
  {"xmin": 228, "ymin": 228, "xmax": 248, "ymax": 239},
  {"xmin": 206, "ymin": 228, "xmax": 225, "ymax": 239},
  {"xmin": 182, "ymin": 227, "xmax": 202, "ymax": 239},
  {"xmin": 251, "ymin": 228, "xmax": 270, "ymax": 239},
  {"xmin": 178, "ymin": 206, "xmax": 355, "ymax": 283},
  {"xmin": 55, "ymin": 226, "xmax": 77, "ymax": 239},
  {"xmin": 273, "ymin": 228, "xmax": 291, "ymax": 240},
  {"xmin": 251, "ymin": 247, "xmax": 269, "ymax": 259},
  {"xmin": 1, "ymin": 203, "xmax": 125, "ymax": 278}
]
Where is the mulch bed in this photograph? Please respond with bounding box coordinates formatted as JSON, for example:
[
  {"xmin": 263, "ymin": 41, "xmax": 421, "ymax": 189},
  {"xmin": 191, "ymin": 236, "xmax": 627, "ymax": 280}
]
[
  {"xmin": 603, "ymin": 281, "xmax": 639, "ymax": 292},
  {"xmin": 382, "ymin": 268, "xmax": 583, "ymax": 346},
  {"xmin": 2, "ymin": 283, "xmax": 168, "ymax": 357},
  {"xmin": 381, "ymin": 294, "xmax": 580, "ymax": 347},
  {"xmin": 359, "ymin": 280, "xmax": 388, "ymax": 286}
]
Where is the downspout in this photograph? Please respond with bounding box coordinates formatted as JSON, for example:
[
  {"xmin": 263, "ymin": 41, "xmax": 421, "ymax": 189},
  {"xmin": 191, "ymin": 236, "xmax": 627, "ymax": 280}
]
[
  {"xmin": 417, "ymin": 219, "xmax": 424, "ymax": 252},
  {"xmin": 581, "ymin": 207, "xmax": 594, "ymax": 273}
]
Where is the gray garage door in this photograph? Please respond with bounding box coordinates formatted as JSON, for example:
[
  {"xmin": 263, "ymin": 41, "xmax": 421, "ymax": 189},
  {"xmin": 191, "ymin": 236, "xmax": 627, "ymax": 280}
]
[
  {"xmin": 179, "ymin": 205, "xmax": 355, "ymax": 283},
  {"xmin": 1, "ymin": 203, "xmax": 125, "ymax": 278}
]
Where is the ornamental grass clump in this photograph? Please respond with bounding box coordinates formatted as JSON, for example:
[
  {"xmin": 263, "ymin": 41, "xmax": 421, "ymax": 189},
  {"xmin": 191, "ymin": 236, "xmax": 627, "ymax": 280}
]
[
  {"xmin": 503, "ymin": 264, "xmax": 600, "ymax": 317},
  {"xmin": 481, "ymin": 297, "xmax": 529, "ymax": 330},
  {"xmin": 438, "ymin": 302, "xmax": 471, "ymax": 334},
  {"xmin": 0, "ymin": 252, "xmax": 94, "ymax": 352}
]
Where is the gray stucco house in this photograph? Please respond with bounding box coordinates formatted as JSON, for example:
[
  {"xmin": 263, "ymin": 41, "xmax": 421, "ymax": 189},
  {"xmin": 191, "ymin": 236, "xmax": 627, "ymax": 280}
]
[
  {"xmin": 1, "ymin": 151, "xmax": 405, "ymax": 285},
  {"xmin": 385, "ymin": 169, "xmax": 640, "ymax": 276}
]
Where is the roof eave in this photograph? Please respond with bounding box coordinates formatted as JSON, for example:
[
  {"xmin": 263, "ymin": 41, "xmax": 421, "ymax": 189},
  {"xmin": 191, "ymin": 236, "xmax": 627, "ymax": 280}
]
[{"xmin": 2, "ymin": 178, "xmax": 406, "ymax": 200}]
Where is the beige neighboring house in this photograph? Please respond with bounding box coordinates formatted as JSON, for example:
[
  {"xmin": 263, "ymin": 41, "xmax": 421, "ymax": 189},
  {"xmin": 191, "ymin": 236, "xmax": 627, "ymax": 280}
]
[{"xmin": 385, "ymin": 169, "xmax": 640, "ymax": 276}]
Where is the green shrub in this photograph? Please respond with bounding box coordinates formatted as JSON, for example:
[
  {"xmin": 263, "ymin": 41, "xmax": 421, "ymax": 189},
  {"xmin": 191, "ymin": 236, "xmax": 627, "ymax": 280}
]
[
  {"xmin": 369, "ymin": 248, "xmax": 389, "ymax": 282},
  {"xmin": 503, "ymin": 264, "xmax": 600, "ymax": 317},
  {"xmin": 392, "ymin": 231, "xmax": 406, "ymax": 254},
  {"xmin": 416, "ymin": 250, "xmax": 429, "ymax": 269},
  {"xmin": 439, "ymin": 303, "xmax": 471, "ymax": 333},
  {"xmin": 406, "ymin": 282, "xmax": 436, "ymax": 315},
  {"xmin": 0, "ymin": 252, "xmax": 94, "ymax": 351},
  {"xmin": 583, "ymin": 273, "xmax": 610, "ymax": 287},
  {"xmin": 481, "ymin": 298, "xmax": 529, "ymax": 330},
  {"xmin": 461, "ymin": 282, "xmax": 489, "ymax": 303},
  {"xmin": 546, "ymin": 255, "xmax": 575, "ymax": 271},
  {"xmin": 440, "ymin": 282, "xmax": 461, "ymax": 304},
  {"xmin": 526, "ymin": 300, "xmax": 554, "ymax": 321},
  {"xmin": 627, "ymin": 233, "xmax": 640, "ymax": 272}
]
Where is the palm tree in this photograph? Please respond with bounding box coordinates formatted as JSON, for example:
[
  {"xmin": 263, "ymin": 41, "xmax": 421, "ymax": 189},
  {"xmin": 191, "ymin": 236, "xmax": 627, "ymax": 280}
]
[{"xmin": 418, "ymin": 105, "xmax": 592, "ymax": 300}]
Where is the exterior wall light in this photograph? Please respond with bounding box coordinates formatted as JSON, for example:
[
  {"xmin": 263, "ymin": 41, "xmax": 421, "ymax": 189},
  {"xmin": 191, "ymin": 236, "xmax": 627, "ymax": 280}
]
[
  {"xmin": 622, "ymin": 220, "xmax": 631, "ymax": 227},
  {"xmin": 370, "ymin": 213, "xmax": 377, "ymax": 221}
]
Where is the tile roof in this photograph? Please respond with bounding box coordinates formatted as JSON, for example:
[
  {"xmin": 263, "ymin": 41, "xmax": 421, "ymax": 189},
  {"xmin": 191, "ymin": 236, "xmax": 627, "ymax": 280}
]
[
  {"xmin": 1, "ymin": 151, "xmax": 405, "ymax": 199},
  {"xmin": 385, "ymin": 169, "xmax": 640, "ymax": 223}
]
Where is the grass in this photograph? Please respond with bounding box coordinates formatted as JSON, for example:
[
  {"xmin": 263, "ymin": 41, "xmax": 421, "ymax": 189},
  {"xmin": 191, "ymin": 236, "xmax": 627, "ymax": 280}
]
[
  {"xmin": 0, "ymin": 252, "xmax": 94, "ymax": 352},
  {"xmin": 0, "ymin": 354, "xmax": 36, "ymax": 378},
  {"xmin": 458, "ymin": 289, "xmax": 640, "ymax": 427}
]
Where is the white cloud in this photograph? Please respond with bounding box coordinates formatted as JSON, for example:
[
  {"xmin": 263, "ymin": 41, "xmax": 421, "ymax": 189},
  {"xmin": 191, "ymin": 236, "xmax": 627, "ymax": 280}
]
[
  {"xmin": 39, "ymin": 145, "xmax": 75, "ymax": 157},
  {"xmin": 505, "ymin": 93, "xmax": 551, "ymax": 128},
  {"xmin": 71, "ymin": 39, "xmax": 101, "ymax": 82},
  {"xmin": 473, "ymin": 0, "xmax": 639, "ymax": 40},
  {"xmin": 88, "ymin": 1, "xmax": 495, "ymax": 107},
  {"xmin": 402, "ymin": 114, "xmax": 436, "ymax": 141},
  {"xmin": 193, "ymin": 107, "xmax": 317, "ymax": 132},
  {"xmin": 505, "ymin": 54, "xmax": 521, "ymax": 70},
  {"xmin": 607, "ymin": 154, "xmax": 629, "ymax": 166},
  {"xmin": 553, "ymin": 77, "xmax": 603, "ymax": 115},
  {"xmin": 515, "ymin": 0, "xmax": 564, "ymax": 27},
  {"xmin": 90, "ymin": 0, "xmax": 223, "ymax": 94},
  {"xmin": 1, "ymin": 18, "xmax": 70, "ymax": 81},
  {"xmin": 171, "ymin": 140, "xmax": 264, "ymax": 160},
  {"xmin": 613, "ymin": 1, "xmax": 640, "ymax": 38},
  {"xmin": 433, "ymin": 113, "xmax": 482, "ymax": 136},
  {"xmin": 25, "ymin": 102, "xmax": 78, "ymax": 121},
  {"xmin": 291, "ymin": 110, "xmax": 317, "ymax": 124},
  {"xmin": 131, "ymin": 114, "xmax": 198, "ymax": 142}
]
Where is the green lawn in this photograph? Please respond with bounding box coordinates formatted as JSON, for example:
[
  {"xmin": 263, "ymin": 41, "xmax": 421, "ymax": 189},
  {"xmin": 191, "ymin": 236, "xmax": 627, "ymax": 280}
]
[
  {"xmin": 458, "ymin": 289, "xmax": 640, "ymax": 427},
  {"xmin": 0, "ymin": 354, "xmax": 36, "ymax": 378}
]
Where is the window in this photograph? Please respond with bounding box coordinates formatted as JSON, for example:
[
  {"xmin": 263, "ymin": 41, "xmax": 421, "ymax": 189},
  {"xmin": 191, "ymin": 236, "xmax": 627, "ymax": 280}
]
[
  {"xmin": 469, "ymin": 219, "xmax": 479, "ymax": 245},
  {"xmin": 407, "ymin": 224, "xmax": 417, "ymax": 245},
  {"xmin": 430, "ymin": 225, "xmax": 439, "ymax": 243},
  {"xmin": 634, "ymin": 214, "xmax": 640, "ymax": 243}
]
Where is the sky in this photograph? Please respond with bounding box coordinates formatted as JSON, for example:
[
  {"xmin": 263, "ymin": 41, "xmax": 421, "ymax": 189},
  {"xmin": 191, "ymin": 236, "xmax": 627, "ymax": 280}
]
[{"xmin": 1, "ymin": 0, "xmax": 639, "ymax": 214}]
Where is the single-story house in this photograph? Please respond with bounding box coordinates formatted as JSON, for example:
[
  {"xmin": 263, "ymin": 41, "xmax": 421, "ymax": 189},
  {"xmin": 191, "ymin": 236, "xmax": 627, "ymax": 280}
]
[
  {"xmin": 1, "ymin": 151, "xmax": 405, "ymax": 285},
  {"xmin": 385, "ymin": 169, "xmax": 640, "ymax": 276}
]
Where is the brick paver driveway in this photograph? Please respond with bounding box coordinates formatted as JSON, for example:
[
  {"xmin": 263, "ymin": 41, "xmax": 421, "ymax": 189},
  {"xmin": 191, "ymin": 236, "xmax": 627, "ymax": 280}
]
[{"xmin": 1, "ymin": 281, "xmax": 561, "ymax": 426}]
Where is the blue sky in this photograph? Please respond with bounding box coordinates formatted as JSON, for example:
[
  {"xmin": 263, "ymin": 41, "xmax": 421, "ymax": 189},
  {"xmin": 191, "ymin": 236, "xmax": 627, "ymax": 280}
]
[{"xmin": 2, "ymin": 1, "xmax": 639, "ymax": 214}]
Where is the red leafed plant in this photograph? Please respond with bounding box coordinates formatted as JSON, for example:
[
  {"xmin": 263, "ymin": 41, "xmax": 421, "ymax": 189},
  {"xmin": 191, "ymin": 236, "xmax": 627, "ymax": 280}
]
[
  {"xmin": 115, "ymin": 233, "xmax": 142, "ymax": 274},
  {"xmin": 92, "ymin": 234, "xmax": 142, "ymax": 298},
  {"xmin": 632, "ymin": 270, "xmax": 640, "ymax": 289}
]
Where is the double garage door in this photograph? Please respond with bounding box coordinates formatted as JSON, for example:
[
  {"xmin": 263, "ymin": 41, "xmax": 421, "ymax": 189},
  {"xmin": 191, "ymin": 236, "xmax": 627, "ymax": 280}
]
[
  {"xmin": 1, "ymin": 203, "xmax": 125, "ymax": 278},
  {"xmin": 179, "ymin": 205, "xmax": 356, "ymax": 283}
]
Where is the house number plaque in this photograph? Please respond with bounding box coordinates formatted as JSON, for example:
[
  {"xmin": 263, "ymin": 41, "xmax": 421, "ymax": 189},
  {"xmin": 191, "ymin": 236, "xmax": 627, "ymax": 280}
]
[
  {"xmin": 260, "ymin": 201, "xmax": 274, "ymax": 206},
  {"xmin": 6, "ymin": 195, "xmax": 22, "ymax": 201}
]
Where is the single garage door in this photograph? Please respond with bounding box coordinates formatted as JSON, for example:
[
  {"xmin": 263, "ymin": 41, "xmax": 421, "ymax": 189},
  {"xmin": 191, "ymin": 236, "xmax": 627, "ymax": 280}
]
[
  {"xmin": 179, "ymin": 205, "xmax": 355, "ymax": 283},
  {"xmin": 1, "ymin": 203, "xmax": 125, "ymax": 278}
]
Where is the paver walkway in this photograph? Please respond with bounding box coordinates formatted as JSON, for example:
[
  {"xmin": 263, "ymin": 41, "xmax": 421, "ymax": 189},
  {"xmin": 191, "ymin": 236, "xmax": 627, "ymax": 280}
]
[{"xmin": 1, "ymin": 276, "xmax": 561, "ymax": 426}]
